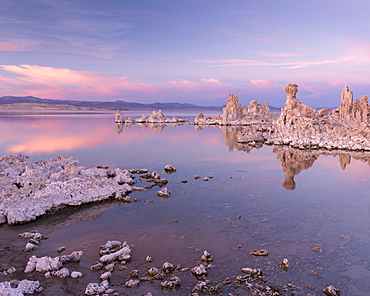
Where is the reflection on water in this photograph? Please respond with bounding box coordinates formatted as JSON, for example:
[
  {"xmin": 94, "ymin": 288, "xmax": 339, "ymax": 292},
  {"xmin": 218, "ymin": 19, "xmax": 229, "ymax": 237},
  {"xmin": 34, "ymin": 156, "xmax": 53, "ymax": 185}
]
[
  {"xmin": 1, "ymin": 111, "xmax": 370, "ymax": 295},
  {"xmin": 1, "ymin": 111, "xmax": 370, "ymax": 191},
  {"xmin": 116, "ymin": 122, "xmax": 186, "ymax": 134}
]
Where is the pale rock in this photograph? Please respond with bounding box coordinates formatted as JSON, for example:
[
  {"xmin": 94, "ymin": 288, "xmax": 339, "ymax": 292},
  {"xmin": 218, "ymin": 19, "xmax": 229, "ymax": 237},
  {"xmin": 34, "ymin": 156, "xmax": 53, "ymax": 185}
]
[
  {"xmin": 241, "ymin": 267, "xmax": 263, "ymax": 277},
  {"xmin": 113, "ymin": 169, "xmax": 134, "ymax": 185},
  {"xmin": 3, "ymin": 267, "xmax": 16, "ymax": 275},
  {"xmin": 0, "ymin": 155, "xmax": 134, "ymax": 225},
  {"xmin": 162, "ymin": 261, "xmax": 175, "ymax": 273},
  {"xmin": 323, "ymin": 285, "xmax": 341, "ymax": 296},
  {"xmin": 129, "ymin": 269, "xmax": 139, "ymax": 278},
  {"xmin": 18, "ymin": 231, "xmax": 44, "ymax": 241},
  {"xmin": 0, "ymin": 279, "xmax": 43, "ymax": 295},
  {"xmin": 191, "ymin": 281, "xmax": 207, "ymax": 294},
  {"xmin": 104, "ymin": 263, "xmax": 115, "ymax": 272},
  {"xmin": 124, "ymin": 279, "xmax": 140, "ymax": 288},
  {"xmin": 147, "ymin": 267, "xmax": 159, "ymax": 276},
  {"xmin": 99, "ymin": 271, "xmax": 111, "ymax": 281},
  {"xmin": 52, "ymin": 267, "xmax": 70, "ymax": 278},
  {"xmin": 71, "ymin": 271, "xmax": 83, "ymax": 278},
  {"xmin": 160, "ymin": 276, "xmax": 181, "ymax": 288},
  {"xmin": 191, "ymin": 264, "xmax": 207, "ymax": 276},
  {"xmin": 35, "ymin": 256, "xmax": 62, "ymax": 272},
  {"xmin": 201, "ymin": 250, "xmax": 213, "ymax": 262},
  {"xmin": 129, "ymin": 110, "xmax": 186, "ymax": 124},
  {"xmin": 24, "ymin": 243, "xmax": 38, "ymax": 252},
  {"xmin": 156, "ymin": 187, "xmax": 171, "ymax": 198},
  {"xmin": 85, "ymin": 281, "xmax": 109, "ymax": 295},
  {"xmin": 145, "ymin": 255, "xmax": 153, "ymax": 262},
  {"xmin": 278, "ymin": 258, "xmax": 290, "ymax": 270},
  {"xmin": 99, "ymin": 242, "xmax": 131, "ymax": 263},
  {"xmin": 164, "ymin": 164, "xmax": 177, "ymax": 174},
  {"xmin": 90, "ymin": 262, "xmax": 104, "ymax": 271},
  {"xmin": 114, "ymin": 110, "xmax": 123, "ymax": 123},
  {"xmin": 100, "ymin": 241, "xmax": 122, "ymax": 253},
  {"xmin": 24, "ymin": 256, "xmax": 39, "ymax": 273},
  {"xmin": 60, "ymin": 250, "xmax": 83, "ymax": 263}
]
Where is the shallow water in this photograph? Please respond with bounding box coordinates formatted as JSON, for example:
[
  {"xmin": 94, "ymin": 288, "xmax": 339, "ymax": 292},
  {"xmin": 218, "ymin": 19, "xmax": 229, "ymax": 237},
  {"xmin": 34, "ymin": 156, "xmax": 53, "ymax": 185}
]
[{"xmin": 1, "ymin": 110, "xmax": 370, "ymax": 295}]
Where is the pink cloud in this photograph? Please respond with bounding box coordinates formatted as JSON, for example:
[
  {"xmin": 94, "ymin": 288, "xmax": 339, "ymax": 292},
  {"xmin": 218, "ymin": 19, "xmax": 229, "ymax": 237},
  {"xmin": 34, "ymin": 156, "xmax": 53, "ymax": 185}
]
[
  {"xmin": 250, "ymin": 79, "xmax": 273, "ymax": 87},
  {"xmin": 201, "ymin": 77, "xmax": 222, "ymax": 84},
  {"xmin": 261, "ymin": 52, "xmax": 301, "ymax": 57},
  {"xmin": 195, "ymin": 57, "xmax": 354, "ymax": 69},
  {"xmin": 168, "ymin": 79, "xmax": 200, "ymax": 88},
  {"xmin": 0, "ymin": 42, "xmax": 27, "ymax": 52},
  {"xmin": 195, "ymin": 59, "xmax": 275, "ymax": 67},
  {"xmin": 0, "ymin": 64, "xmax": 154, "ymax": 99}
]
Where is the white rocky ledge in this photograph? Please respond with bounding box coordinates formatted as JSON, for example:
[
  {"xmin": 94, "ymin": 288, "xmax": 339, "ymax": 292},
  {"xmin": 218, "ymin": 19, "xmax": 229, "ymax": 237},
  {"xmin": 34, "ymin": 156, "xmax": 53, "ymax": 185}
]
[{"xmin": 0, "ymin": 154, "xmax": 167, "ymax": 225}]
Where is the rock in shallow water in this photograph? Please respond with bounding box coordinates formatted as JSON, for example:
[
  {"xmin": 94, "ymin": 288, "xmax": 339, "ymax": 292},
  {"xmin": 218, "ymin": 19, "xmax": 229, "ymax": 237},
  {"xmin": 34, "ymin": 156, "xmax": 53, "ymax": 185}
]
[
  {"xmin": 156, "ymin": 187, "xmax": 171, "ymax": 198},
  {"xmin": 323, "ymin": 285, "xmax": 341, "ymax": 296}
]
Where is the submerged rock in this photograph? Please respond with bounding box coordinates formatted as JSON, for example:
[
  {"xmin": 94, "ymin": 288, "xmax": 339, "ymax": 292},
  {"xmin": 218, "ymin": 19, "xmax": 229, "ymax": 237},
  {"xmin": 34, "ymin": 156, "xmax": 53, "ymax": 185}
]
[
  {"xmin": 99, "ymin": 241, "xmax": 131, "ymax": 263},
  {"xmin": 200, "ymin": 250, "xmax": 213, "ymax": 262},
  {"xmin": 323, "ymin": 285, "xmax": 341, "ymax": 296},
  {"xmin": 160, "ymin": 276, "xmax": 181, "ymax": 289},
  {"xmin": 125, "ymin": 279, "xmax": 140, "ymax": 288},
  {"xmin": 162, "ymin": 261, "xmax": 175, "ymax": 273},
  {"xmin": 164, "ymin": 164, "xmax": 177, "ymax": 174},
  {"xmin": 85, "ymin": 281, "xmax": 109, "ymax": 295},
  {"xmin": 278, "ymin": 258, "xmax": 290, "ymax": 271},
  {"xmin": 191, "ymin": 264, "xmax": 207, "ymax": 276},
  {"xmin": 156, "ymin": 187, "xmax": 171, "ymax": 198},
  {"xmin": 249, "ymin": 249, "xmax": 269, "ymax": 256}
]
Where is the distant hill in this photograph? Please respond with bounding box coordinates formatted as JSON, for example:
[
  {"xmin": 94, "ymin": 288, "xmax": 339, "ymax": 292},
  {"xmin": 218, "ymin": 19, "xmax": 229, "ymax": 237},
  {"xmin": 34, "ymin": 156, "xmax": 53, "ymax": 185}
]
[{"xmin": 0, "ymin": 96, "xmax": 223, "ymax": 110}]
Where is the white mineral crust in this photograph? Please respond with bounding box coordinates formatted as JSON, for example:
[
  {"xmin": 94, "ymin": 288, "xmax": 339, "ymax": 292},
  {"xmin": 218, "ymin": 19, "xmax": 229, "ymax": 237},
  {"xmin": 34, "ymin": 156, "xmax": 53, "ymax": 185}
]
[{"xmin": 0, "ymin": 155, "xmax": 133, "ymax": 225}]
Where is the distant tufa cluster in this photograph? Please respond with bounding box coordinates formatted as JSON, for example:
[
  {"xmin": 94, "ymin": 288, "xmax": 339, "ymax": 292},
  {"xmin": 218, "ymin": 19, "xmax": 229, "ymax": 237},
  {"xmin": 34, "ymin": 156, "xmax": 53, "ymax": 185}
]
[{"xmin": 193, "ymin": 94, "xmax": 276, "ymax": 126}]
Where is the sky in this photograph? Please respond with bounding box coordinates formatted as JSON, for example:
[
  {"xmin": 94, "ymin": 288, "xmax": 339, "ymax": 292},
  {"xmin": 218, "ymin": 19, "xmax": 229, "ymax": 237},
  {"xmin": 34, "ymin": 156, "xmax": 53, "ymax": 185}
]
[{"xmin": 1, "ymin": 0, "xmax": 370, "ymax": 107}]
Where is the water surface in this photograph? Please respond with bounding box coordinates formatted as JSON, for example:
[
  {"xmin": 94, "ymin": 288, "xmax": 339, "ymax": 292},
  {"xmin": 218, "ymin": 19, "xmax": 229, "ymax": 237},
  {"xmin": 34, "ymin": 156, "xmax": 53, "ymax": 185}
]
[{"xmin": 0, "ymin": 110, "xmax": 370, "ymax": 295}]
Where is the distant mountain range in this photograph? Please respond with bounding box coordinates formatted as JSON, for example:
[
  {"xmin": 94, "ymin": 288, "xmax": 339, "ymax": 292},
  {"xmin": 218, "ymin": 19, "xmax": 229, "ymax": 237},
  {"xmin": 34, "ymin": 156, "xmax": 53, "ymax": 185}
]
[{"xmin": 0, "ymin": 96, "xmax": 224, "ymax": 110}]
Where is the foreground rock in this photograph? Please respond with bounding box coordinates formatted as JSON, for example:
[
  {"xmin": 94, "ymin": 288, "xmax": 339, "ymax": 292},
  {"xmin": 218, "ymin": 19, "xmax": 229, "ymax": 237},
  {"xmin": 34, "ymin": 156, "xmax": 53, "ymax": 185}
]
[{"xmin": 0, "ymin": 154, "xmax": 165, "ymax": 225}]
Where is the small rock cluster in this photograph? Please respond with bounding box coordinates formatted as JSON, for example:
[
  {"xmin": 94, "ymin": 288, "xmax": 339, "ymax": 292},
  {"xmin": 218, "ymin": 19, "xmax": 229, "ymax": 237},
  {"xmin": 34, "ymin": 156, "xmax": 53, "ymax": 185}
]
[
  {"xmin": 85, "ymin": 240, "xmax": 132, "ymax": 295},
  {"xmin": 18, "ymin": 230, "xmax": 47, "ymax": 252},
  {"xmin": 115, "ymin": 109, "xmax": 187, "ymax": 124},
  {"xmin": 193, "ymin": 94, "xmax": 276, "ymax": 126},
  {"xmin": 24, "ymin": 250, "xmax": 83, "ymax": 278}
]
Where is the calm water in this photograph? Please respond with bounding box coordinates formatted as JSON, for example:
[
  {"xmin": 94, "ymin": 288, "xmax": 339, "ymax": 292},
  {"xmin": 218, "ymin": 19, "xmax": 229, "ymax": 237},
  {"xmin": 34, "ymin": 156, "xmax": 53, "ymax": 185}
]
[{"xmin": 1, "ymin": 110, "xmax": 370, "ymax": 295}]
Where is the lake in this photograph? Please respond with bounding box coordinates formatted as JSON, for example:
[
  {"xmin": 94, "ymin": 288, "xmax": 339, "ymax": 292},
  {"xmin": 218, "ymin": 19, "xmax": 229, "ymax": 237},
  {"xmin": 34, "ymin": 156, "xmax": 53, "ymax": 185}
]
[{"xmin": 1, "ymin": 110, "xmax": 370, "ymax": 295}]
